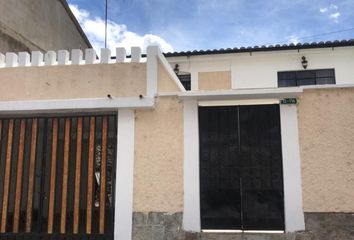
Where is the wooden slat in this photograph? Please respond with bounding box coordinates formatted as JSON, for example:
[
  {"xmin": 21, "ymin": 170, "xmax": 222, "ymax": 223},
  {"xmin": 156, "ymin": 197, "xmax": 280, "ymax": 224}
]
[
  {"xmin": 13, "ymin": 119, "xmax": 26, "ymax": 232},
  {"xmin": 99, "ymin": 117, "xmax": 108, "ymax": 234},
  {"xmin": 60, "ymin": 118, "xmax": 70, "ymax": 233},
  {"xmin": 25, "ymin": 119, "xmax": 38, "ymax": 232},
  {"xmin": 86, "ymin": 117, "xmax": 95, "ymax": 234},
  {"xmin": 73, "ymin": 117, "xmax": 82, "ymax": 234},
  {"xmin": 0, "ymin": 120, "xmax": 2, "ymax": 143},
  {"xmin": 47, "ymin": 118, "xmax": 58, "ymax": 234},
  {"xmin": 1, "ymin": 119, "xmax": 14, "ymax": 233}
]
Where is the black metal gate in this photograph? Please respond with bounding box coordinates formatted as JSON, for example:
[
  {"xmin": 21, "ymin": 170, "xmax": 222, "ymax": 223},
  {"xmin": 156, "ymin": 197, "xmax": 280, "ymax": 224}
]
[
  {"xmin": 199, "ymin": 105, "xmax": 284, "ymax": 231},
  {"xmin": 0, "ymin": 114, "xmax": 117, "ymax": 239}
]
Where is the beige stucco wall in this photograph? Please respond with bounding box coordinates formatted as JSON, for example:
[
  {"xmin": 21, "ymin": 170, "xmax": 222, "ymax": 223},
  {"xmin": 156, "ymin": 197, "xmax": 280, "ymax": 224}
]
[
  {"xmin": 198, "ymin": 71, "xmax": 231, "ymax": 90},
  {"xmin": 158, "ymin": 62, "xmax": 181, "ymax": 92},
  {"xmin": 0, "ymin": 63, "xmax": 146, "ymax": 100},
  {"xmin": 298, "ymin": 88, "xmax": 354, "ymax": 212},
  {"xmin": 133, "ymin": 96, "xmax": 184, "ymax": 212}
]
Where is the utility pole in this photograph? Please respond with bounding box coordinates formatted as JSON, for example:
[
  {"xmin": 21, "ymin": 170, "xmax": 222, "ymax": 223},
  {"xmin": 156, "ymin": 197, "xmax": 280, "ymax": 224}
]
[{"xmin": 105, "ymin": 0, "xmax": 108, "ymax": 48}]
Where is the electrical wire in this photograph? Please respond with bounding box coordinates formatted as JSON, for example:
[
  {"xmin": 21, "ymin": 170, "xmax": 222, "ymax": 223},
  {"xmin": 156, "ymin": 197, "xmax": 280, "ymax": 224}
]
[{"xmin": 265, "ymin": 27, "xmax": 354, "ymax": 46}]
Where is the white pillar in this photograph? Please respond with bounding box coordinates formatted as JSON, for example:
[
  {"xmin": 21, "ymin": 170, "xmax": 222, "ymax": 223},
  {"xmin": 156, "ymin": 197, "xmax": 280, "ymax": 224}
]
[
  {"xmin": 182, "ymin": 100, "xmax": 201, "ymax": 232},
  {"xmin": 5, "ymin": 53, "xmax": 18, "ymax": 67},
  {"xmin": 191, "ymin": 71, "xmax": 198, "ymax": 91},
  {"xmin": 116, "ymin": 47, "xmax": 126, "ymax": 63},
  {"xmin": 85, "ymin": 49, "xmax": 97, "ymax": 64},
  {"xmin": 131, "ymin": 47, "xmax": 141, "ymax": 62},
  {"xmin": 44, "ymin": 51, "xmax": 57, "ymax": 65},
  {"xmin": 280, "ymin": 104, "xmax": 305, "ymax": 232},
  {"xmin": 100, "ymin": 48, "xmax": 111, "ymax": 63},
  {"xmin": 58, "ymin": 50, "xmax": 70, "ymax": 65},
  {"xmin": 114, "ymin": 109, "xmax": 135, "ymax": 239},
  {"xmin": 31, "ymin": 51, "xmax": 44, "ymax": 66},
  {"xmin": 18, "ymin": 52, "xmax": 31, "ymax": 66},
  {"xmin": 0, "ymin": 53, "xmax": 5, "ymax": 67},
  {"xmin": 146, "ymin": 46, "xmax": 158, "ymax": 97},
  {"xmin": 71, "ymin": 49, "xmax": 83, "ymax": 65}
]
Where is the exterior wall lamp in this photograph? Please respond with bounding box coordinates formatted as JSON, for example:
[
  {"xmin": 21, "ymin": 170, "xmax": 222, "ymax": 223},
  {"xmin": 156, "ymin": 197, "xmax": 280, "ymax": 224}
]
[
  {"xmin": 301, "ymin": 56, "xmax": 308, "ymax": 69},
  {"xmin": 174, "ymin": 64, "xmax": 180, "ymax": 75}
]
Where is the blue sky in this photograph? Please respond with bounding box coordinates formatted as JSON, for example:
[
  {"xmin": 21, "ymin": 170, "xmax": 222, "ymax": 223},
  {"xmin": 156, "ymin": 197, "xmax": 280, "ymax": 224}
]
[{"xmin": 67, "ymin": 0, "xmax": 354, "ymax": 53}]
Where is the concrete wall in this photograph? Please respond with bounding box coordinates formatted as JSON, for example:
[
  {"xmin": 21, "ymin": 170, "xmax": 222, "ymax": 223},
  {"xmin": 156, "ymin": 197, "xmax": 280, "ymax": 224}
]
[
  {"xmin": 157, "ymin": 62, "xmax": 181, "ymax": 93},
  {"xmin": 133, "ymin": 96, "xmax": 184, "ymax": 212},
  {"xmin": 168, "ymin": 46, "xmax": 354, "ymax": 90},
  {"xmin": 131, "ymin": 86, "xmax": 354, "ymax": 214},
  {"xmin": 198, "ymin": 71, "xmax": 231, "ymax": 90},
  {"xmin": 298, "ymin": 88, "xmax": 354, "ymax": 212},
  {"xmin": 0, "ymin": 63, "xmax": 146, "ymax": 100},
  {"xmin": 0, "ymin": 0, "xmax": 90, "ymax": 53}
]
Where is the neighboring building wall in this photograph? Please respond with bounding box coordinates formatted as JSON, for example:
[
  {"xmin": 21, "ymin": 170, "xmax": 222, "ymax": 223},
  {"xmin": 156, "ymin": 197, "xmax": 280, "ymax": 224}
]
[
  {"xmin": 298, "ymin": 87, "xmax": 354, "ymax": 212},
  {"xmin": 168, "ymin": 46, "xmax": 354, "ymax": 90},
  {"xmin": 0, "ymin": 0, "xmax": 90, "ymax": 53}
]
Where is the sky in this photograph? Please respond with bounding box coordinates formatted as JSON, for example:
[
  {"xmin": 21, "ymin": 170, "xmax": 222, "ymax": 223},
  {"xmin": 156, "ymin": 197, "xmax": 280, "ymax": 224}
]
[{"xmin": 67, "ymin": 0, "xmax": 354, "ymax": 53}]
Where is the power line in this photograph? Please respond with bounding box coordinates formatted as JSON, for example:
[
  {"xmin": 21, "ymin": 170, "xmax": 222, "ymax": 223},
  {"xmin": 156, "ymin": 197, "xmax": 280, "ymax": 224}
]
[{"xmin": 266, "ymin": 27, "xmax": 354, "ymax": 46}]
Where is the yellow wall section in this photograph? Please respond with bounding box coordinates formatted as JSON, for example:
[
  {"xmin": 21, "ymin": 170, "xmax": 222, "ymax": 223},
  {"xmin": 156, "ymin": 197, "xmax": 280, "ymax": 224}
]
[
  {"xmin": 0, "ymin": 63, "xmax": 146, "ymax": 100},
  {"xmin": 198, "ymin": 71, "xmax": 231, "ymax": 90},
  {"xmin": 298, "ymin": 88, "xmax": 354, "ymax": 212},
  {"xmin": 134, "ymin": 96, "xmax": 184, "ymax": 212},
  {"xmin": 158, "ymin": 62, "xmax": 181, "ymax": 92}
]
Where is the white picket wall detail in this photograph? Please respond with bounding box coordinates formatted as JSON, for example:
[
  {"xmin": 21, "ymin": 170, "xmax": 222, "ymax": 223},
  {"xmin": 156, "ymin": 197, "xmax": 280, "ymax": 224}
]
[
  {"xmin": 58, "ymin": 50, "xmax": 70, "ymax": 65},
  {"xmin": 0, "ymin": 53, "xmax": 5, "ymax": 67},
  {"xmin": 0, "ymin": 47, "xmax": 149, "ymax": 69},
  {"xmin": 31, "ymin": 51, "xmax": 44, "ymax": 66},
  {"xmin": 18, "ymin": 52, "xmax": 31, "ymax": 66},
  {"xmin": 5, "ymin": 53, "xmax": 18, "ymax": 67}
]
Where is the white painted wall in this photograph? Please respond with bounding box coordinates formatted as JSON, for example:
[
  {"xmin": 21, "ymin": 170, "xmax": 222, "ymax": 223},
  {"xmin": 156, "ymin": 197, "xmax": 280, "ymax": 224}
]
[
  {"xmin": 183, "ymin": 100, "xmax": 201, "ymax": 232},
  {"xmin": 114, "ymin": 109, "xmax": 135, "ymax": 240},
  {"xmin": 168, "ymin": 46, "xmax": 354, "ymax": 90},
  {"xmin": 280, "ymin": 104, "xmax": 305, "ymax": 232}
]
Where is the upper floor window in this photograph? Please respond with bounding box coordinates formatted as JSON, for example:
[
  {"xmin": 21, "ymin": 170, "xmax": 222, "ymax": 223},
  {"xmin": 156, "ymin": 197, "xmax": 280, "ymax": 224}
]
[
  {"xmin": 173, "ymin": 64, "xmax": 191, "ymax": 91},
  {"xmin": 278, "ymin": 69, "xmax": 335, "ymax": 87},
  {"xmin": 177, "ymin": 73, "xmax": 191, "ymax": 91}
]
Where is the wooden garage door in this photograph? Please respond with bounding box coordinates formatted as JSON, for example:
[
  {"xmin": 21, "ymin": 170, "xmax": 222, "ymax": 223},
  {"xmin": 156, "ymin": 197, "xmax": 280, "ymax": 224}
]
[{"xmin": 0, "ymin": 114, "xmax": 117, "ymax": 239}]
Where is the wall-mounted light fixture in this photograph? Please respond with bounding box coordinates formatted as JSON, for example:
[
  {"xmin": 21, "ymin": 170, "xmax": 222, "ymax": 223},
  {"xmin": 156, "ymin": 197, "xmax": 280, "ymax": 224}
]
[
  {"xmin": 301, "ymin": 56, "xmax": 308, "ymax": 69},
  {"xmin": 173, "ymin": 64, "xmax": 179, "ymax": 75}
]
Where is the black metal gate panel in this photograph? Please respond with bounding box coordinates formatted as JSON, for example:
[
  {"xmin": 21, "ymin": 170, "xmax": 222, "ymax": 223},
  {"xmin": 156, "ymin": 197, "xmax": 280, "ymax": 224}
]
[
  {"xmin": 199, "ymin": 105, "xmax": 284, "ymax": 231},
  {"xmin": 0, "ymin": 114, "xmax": 117, "ymax": 240},
  {"xmin": 199, "ymin": 106, "xmax": 241, "ymax": 230}
]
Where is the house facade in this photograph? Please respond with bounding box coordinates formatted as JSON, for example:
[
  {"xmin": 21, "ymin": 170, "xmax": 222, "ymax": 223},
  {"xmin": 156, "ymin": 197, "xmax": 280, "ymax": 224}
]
[{"xmin": 0, "ymin": 41, "xmax": 353, "ymax": 240}]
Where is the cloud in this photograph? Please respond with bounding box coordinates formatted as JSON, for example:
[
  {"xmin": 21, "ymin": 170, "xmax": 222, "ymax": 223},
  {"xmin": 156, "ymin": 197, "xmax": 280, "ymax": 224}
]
[
  {"xmin": 289, "ymin": 35, "xmax": 300, "ymax": 45},
  {"xmin": 329, "ymin": 12, "xmax": 341, "ymax": 21},
  {"xmin": 69, "ymin": 4, "xmax": 173, "ymax": 54},
  {"xmin": 319, "ymin": 8, "xmax": 328, "ymax": 13},
  {"xmin": 319, "ymin": 4, "xmax": 340, "ymax": 22}
]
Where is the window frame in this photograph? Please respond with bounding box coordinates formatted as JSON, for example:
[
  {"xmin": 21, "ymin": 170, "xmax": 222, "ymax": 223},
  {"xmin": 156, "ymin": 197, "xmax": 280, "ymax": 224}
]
[{"xmin": 277, "ymin": 69, "xmax": 336, "ymax": 87}]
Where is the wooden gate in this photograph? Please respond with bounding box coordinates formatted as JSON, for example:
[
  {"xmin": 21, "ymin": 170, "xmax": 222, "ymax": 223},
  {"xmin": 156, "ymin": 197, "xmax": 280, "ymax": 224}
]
[{"xmin": 0, "ymin": 114, "xmax": 117, "ymax": 239}]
